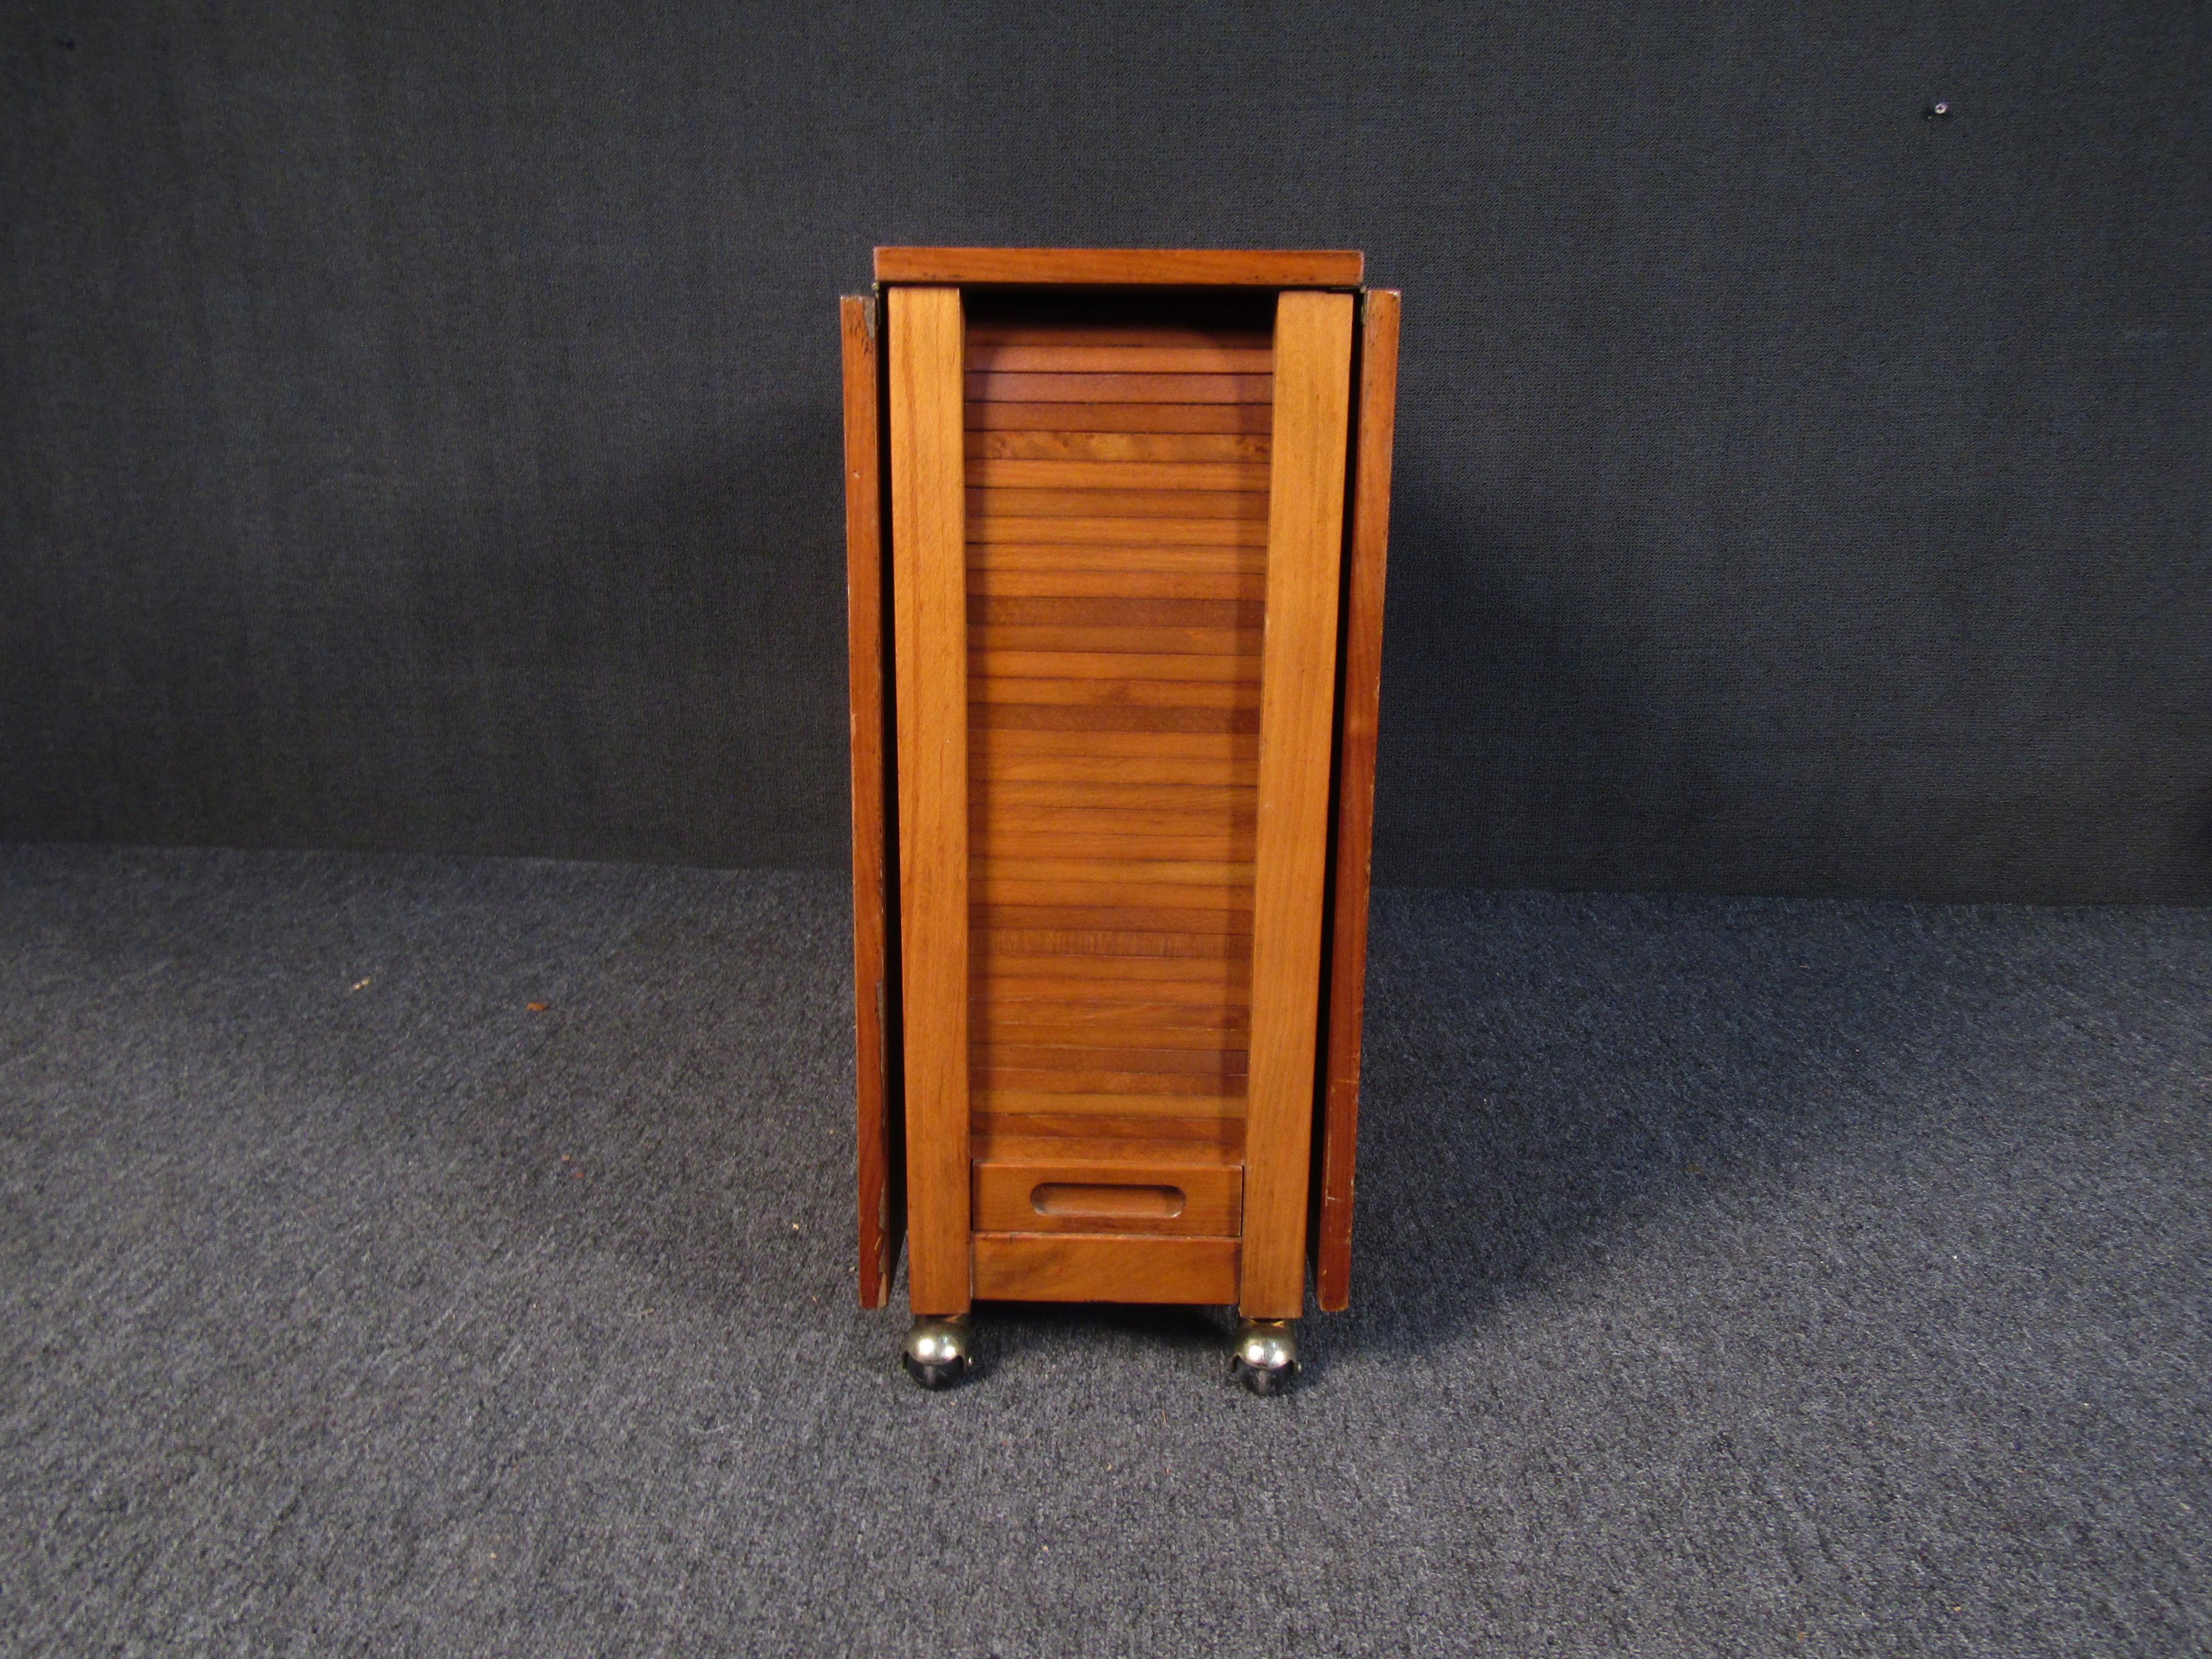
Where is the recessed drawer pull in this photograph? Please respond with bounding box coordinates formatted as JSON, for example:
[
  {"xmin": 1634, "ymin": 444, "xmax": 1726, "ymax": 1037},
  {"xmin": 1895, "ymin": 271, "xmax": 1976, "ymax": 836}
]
[{"xmin": 1030, "ymin": 1182, "xmax": 1187, "ymax": 1220}]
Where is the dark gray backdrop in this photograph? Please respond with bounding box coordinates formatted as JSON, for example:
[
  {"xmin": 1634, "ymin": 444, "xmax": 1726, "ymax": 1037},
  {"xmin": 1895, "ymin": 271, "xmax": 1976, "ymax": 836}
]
[{"xmin": 4, "ymin": 2, "xmax": 2207, "ymax": 901}]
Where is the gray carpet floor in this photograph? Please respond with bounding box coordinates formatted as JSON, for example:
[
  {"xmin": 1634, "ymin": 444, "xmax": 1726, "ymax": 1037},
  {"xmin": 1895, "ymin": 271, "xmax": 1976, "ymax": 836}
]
[{"xmin": 1, "ymin": 845, "xmax": 2207, "ymax": 1657}]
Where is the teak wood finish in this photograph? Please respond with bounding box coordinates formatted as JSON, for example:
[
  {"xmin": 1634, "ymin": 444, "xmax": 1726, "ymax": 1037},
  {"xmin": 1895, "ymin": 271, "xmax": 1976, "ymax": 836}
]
[
  {"xmin": 846, "ymin": 251, "xmax": 1397, "ymax": 1338},
  {"xmin": 874, "ymin": 247, "xmax": 1363, "ymax": 288},
  {"xmin": 841, "ymin": 296, "xmax": 898, "ymax": 1309},
  {"xmin": 1315, "ymin": 289, "xmax": 1402, "ymax": 1312}
]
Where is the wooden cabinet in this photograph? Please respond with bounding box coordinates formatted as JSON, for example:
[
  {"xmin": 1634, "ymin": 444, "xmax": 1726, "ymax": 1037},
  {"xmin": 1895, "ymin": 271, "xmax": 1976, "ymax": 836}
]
[{"xmin": 841, "ymin": 249, "xmax": 1399, "ymax": 1390}]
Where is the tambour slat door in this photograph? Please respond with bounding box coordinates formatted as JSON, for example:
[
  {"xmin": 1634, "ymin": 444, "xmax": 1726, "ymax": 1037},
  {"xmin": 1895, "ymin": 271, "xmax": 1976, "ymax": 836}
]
[{"xmin": 885, "ymin": 278, "xmax": 1356, "ymax": 1319}]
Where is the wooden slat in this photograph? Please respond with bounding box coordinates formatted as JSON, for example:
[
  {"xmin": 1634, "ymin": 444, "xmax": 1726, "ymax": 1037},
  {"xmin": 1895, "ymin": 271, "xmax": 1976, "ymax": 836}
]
[
  {"xmin": 968, "ymin": 515, "xmax": 1269, "ymax": 546},
  {"xmin": 967, "ymin": 343, "xmax": 1273, "ymax": 374},
  {"xmin": 967, "ymin": 431, "xmax": 1270, "ymax": 462},
  {"xmin": 975, "ymin": 1054, "xmax": 1246, "ymax": 1088},
  {"xmin": 982, "ymin": 973, "xmax": 1247, "ymax": 999},
  {"xmin": 982, "ymin": 987, "xmax": 1256, "ymax": 1013},
  {"xmin": 974, "ymin": 883, "xmax": 1251, "ymax": 918},
  {"xmin": 980, "ymin": 1030, "xmax": 1244, "ymax": 1064},
  {"xmin": 967, "ymin": 324, "xmax": 1272, "ymax": 351},
  {"xmin": 982, "ymin": 1008, "xmax": 1247, "ymax": 1035},
  {"xmin": 972, "ymin": 754, "xmax": 1252, "ymax": 788},
  {"xmin": 974, "ymin": 728, "xmax": 1256, "ymax": 759},
  {"xmin": 975, "ymin": 774, "xmax": 1254, "ymax": 805},
  {"xmin": 974, "ymin": 1161, "xmax": 1242, "ymax": 1236},
  {"xmin": 973, "ymin": 1125, "xmax": 1245, "ymax": 1158},
  {"xmin": 979, "ymin": 854, "xmax": 1252, "ymax": 883},
  {"xmin": 968, "ymin": 543, "xmax": 1265, "ymax": 576},
  {"xmin": 971, "ymin": 1234, "xmax": 1241, "ymax": 1302},
  {"xmin": 976, "ymin": 1000, "xmax": 1248, "ymax": 1033},
  {"xmin": 842, "ymin": 294, "xmax": 899, "ymax": 1310},
  {"xmin": 976, "ymin": 985, "xmax": 1245, "ymax": 1019},
  {"xmin": 1240, "ymin": 288, "xmax": 1356, "ymax": 1319},
  {"xmin": 971, "ymin": 702, "xmax": 1256, "ymax": 736},
  {"xmin": 976, "ymin": 1041, "xmax": 1245, "ymax": 1078},
  {"xmin": 970, "ymin": 595, "xmax": 1262, "ymax": 630},
  {"xmin": 887, "ymin": 284, "xmax": 971, "ymax": 1316},
  {"xmin": 1314, "ymin": 289, "xmax": 1401, "ymax": 1314},
  {"xmin": 977, "ymin": 849, "xmax": 1256, "ymax": 889},
  {"xmin": 967, "ymin": 402, "xmax": 1271, "ymax": 434},
  {"xmin": 970, "ymin": 675, "xmax": 1261, "ymax": 708},
  {"xmin": 977, "ymin": 943, "xmax": 1250, "ymax": 976},
  {"xmin": 877, "ymin": 247, "xmax": 1362, "ymax": 287},
  {"xmin": 971, "ymin": 568, "xmax": 1266, "ymax": 602},
  {"xmin": 975, "ymin": 902, "xmax": 1251, "ymax": 936},
  {"xmin": 967, "ymin": 488, "xmax": 1267, "ymax": 522},
  {"xmin": 968, "ymin": 459, "xmax": 1270, "ymax": 492},
  {"xmin": 975, "ymin": 995, "xmax": 1247, "ymax": 1028},
  {"xmin": 975, "ymin": 1091, "xmax": 1245, "ymax": 1119},
  {"xmin": 977, "ymin": 845, "xmax": 1256, "ymax": 885},
  {"xmin": 976, "ymin": 1067, "xmax": 1242, "ymax": 1098},
  {"xmin": 970, "ymin": 628, "xmax": 1258, "ymax": 663},
  {"xmin": 974, "ymin": 736, "xmax": 1255, "ymax": 771},
  {"xmin": 975, "ymin": 828, "xmax": 1256, "ymax": 862},
  {"xmin": 972, "ymin": 780, "xmax": 1257, "ymax": 816},
  {"xmin": 967, "ymin": 372, "xmax": 1273, "ymax": 405}
]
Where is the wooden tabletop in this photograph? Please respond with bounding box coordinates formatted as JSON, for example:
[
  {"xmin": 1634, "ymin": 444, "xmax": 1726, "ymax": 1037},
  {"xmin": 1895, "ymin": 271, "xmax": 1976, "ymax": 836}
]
[{"xmin": 874, "ymin": 247, "xmax": 1364, "ymax": 287}]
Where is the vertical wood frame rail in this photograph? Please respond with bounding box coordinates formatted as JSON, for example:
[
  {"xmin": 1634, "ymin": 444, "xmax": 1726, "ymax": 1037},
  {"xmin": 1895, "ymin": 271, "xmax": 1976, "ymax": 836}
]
[
  {"xmin": 1239, "ymin": 289, "xmax": 1356, "ymax": 1318},
  {"xmin": 886, "ymin": 286, "xmax": 973, "ymax": 1315},
  {"xmin": 1313, "ymin": 289, "xmax": 1402, "ymax": 1312},
  {"xmin": 841, "ymin": 295, "xmax": 900, "ymax": 1307}
]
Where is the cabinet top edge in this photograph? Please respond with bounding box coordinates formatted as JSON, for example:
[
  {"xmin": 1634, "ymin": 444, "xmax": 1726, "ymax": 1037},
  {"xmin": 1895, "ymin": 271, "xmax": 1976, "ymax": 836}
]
[{"xmin": 873, "ymin": 247, "xmax": 1364, "ymax": 287}]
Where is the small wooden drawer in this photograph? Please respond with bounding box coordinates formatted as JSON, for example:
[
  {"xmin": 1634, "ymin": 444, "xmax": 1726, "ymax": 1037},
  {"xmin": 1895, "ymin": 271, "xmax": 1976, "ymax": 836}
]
[{"xmin": 972, "ymin": 1158, "xmax": 1242, "ymax": 1237}]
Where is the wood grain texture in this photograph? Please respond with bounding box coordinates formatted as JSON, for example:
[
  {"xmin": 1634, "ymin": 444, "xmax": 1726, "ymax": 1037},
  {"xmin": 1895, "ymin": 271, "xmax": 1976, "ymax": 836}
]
[
  {"xmin": 971, "ymin": 596, "xmax": 1262, "ymax": 631},
  {"xmin": 967, "ymin": 431, "xmax": 1270, "ymax": 461},
  {"xmin": 970, "ymin": 545, "xmax": 1267, "ymax": 577},
  {"xmin": 876, "ymin": 246, "xmax": 1362, "ymax": 287},
  {"xmin": 976, "ymin": 1000, "xmax": 1248, "ymax": 1034},
  {"xmin": 970, "ymin": 1234, "xmax": 1241, "ymax": 1302},
  {"xmin": 971, "ymin": 702, "xmax": 1256, "ymax": 735},
  {"xmin": 972, "ymin": 777, "xmax": 1259, "ymax": 813},
  {"xmin": 968, "ymin": 458, "xmax": 1270, "ymax": 492},
  {"xmin": 968, "ymin": 488, "xmax": 1268, "ymax": 521},
  {"xmin": 973, "ymin": 723, "xmax": 1259, "ymax": 756},
  {"xmin": 977, "ymin": 853, "xmax": 1254, "ymax": 885},
  {"xmin": 972, "ymin": 653, "xmax": 1263, "ymax": 686},
  {"xmin": 974, "ymin": 902, "xmax": 1251, "ymax": 936},
  {"xmin": 1313, "ymin": 289, "xmax": 1401, "ymax": 1313},
  {"xmin": 969, "ymin": 671, "xmax": 1263, "ymax": 703},
  {"xmin": 967, "ymin": 371, "xmax": 1273, "ymax": 405},
  {"xmin": 842, "ymin": 295, "xmax": 899, "ymax": 1310},
  {"xmin": 973, "ymin": 634, "xmax": 1258, "ymax": 669},
  {"xmin": 973, "ymin": 1127, "xmax": 1245, "ymax": 1160},
  {"xmin": 1238, "ymin": 289, "xmax": 1356, "ymax": 1319},
  {"xmin": 968, "ymin": 344, "xmax": 1274, "ymax": 375},
  {"xmin": 967, "ymin": 516, "xmax": 1270, "ymax": 546},
  {"xmin": 971, "ymin": 752, "xmax": 1251, "ymax": 788},
  {"xmin": 976, "ymin": 831, "xmax": 1255, "ymax": 865},
  {"xmin": 974, "ymin": 1091, "xmax": 1245, "ymax": 1120},
  {"xmin": 966, "ymin": 401, "xmax": 1272, "ymax": 434},
  {"xmin": 887, "ymin": 284, "xmax": 972, "ymax": 1315},
  {"xmin": 968, "ymin": 323, "xmax": 1272, "ymax": 351},
  {"xmin": 993, "ymin": 925, "xmax": 1247, "ymax": 953}
]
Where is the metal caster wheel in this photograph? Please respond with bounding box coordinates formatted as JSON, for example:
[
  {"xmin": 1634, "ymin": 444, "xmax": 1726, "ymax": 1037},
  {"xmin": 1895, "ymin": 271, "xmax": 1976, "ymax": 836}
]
[
  {"xmin": 1230, "ymin": 1318, "xmax": 1300, "ymax": 1395},
  {"xmin": 901, "ymin": 1315, "xmax": 973, "ymax": 1390}
]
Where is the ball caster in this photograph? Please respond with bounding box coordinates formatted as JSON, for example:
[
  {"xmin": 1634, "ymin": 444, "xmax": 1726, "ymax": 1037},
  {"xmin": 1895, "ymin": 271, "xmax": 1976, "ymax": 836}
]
[
  {"xmin": 1230, "ymin": 1318, "xmax": 1300, "ymax": 1395},
  {"xmin": 901, "ymin": 1315, "xmax": 973, "ymax": 1389}
]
